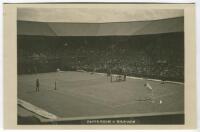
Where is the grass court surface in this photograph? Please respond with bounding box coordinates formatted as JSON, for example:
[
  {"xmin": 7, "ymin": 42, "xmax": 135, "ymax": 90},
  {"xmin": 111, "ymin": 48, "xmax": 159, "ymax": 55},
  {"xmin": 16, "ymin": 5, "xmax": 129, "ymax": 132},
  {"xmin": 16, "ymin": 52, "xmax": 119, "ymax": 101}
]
[{"xmin": 18, "ymin": 71, "xmax": 184, "ymax": 120}]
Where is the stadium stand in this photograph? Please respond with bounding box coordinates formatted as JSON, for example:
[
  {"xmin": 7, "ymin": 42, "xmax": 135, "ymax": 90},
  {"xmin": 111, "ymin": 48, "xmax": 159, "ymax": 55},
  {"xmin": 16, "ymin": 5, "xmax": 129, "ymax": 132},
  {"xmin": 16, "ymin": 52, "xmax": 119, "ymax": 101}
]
[
  {"xmin": 17, "ymin": 17, "xmax": 184, "ymax": 82},
  {"xmin": 17, "ymin": 32, "xmax": 184, "ymax": 82}
]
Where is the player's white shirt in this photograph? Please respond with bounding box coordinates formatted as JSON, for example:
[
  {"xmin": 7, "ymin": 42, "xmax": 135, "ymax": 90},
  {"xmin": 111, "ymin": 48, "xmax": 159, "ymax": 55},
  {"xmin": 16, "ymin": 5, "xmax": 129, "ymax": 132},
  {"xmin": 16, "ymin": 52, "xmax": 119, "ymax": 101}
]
[
  {"xmin": 146, "ymin": 82, "xmax": 153, "ymax": 90},
  {"xmin": 57, "ymin": 68, "xmax": 60, "ymax": 72}
]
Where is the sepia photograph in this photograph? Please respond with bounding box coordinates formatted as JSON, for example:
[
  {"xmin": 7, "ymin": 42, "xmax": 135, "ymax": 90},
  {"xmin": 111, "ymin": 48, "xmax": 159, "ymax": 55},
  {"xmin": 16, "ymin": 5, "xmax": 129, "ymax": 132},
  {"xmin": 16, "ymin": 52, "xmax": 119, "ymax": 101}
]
[
  {"xmin": 3, "ymin": 3, "xmax": 196, "ymax": 129},
  {"xmin": 17, "ymin": 7, "xmax": 185, "ymax": 125}
]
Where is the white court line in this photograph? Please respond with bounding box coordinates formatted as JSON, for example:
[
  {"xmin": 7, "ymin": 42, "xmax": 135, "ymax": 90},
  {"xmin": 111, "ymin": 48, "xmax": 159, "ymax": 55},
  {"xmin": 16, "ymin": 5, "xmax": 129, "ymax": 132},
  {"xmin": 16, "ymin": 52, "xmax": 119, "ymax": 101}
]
[
  {"xmin": 18, "ymin": 99, "xmax": 58, "ymax": 119},
  {"xmin": 29, "ymin": 71, "xmax": 184, "ymax": 85}
]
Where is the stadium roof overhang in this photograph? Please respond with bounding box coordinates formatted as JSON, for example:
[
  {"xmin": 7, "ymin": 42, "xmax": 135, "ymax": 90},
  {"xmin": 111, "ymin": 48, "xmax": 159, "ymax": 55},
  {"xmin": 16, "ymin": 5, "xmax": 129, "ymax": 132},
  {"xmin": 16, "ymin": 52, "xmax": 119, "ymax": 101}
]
[{"xmin": 17, "ymin": 8, "xmax": 184, "ymax": 36}]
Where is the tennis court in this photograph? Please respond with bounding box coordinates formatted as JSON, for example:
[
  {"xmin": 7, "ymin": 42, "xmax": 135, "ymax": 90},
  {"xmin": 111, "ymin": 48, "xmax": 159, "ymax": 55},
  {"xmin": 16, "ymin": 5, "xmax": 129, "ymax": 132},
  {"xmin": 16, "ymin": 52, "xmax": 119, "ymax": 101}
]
[{"xmin": 17, "ymin": 71, "xmax": 184, "ymax": 122}]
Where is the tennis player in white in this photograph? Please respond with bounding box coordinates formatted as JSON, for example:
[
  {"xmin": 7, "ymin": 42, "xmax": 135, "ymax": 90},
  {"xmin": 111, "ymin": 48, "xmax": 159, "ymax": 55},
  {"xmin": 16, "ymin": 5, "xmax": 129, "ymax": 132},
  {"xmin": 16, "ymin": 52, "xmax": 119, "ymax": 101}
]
[{"xmin": 144, "ymin": 82, "xmax": 155, "ymax": 103}]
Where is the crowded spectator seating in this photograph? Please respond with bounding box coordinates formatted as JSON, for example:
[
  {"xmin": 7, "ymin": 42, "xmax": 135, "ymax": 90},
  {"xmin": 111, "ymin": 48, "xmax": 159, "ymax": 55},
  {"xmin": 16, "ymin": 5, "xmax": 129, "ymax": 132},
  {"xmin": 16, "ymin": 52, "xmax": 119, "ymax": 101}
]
[{"xmin": 18, "ymin": 32, "xmax": 184, "ymax": 82}]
